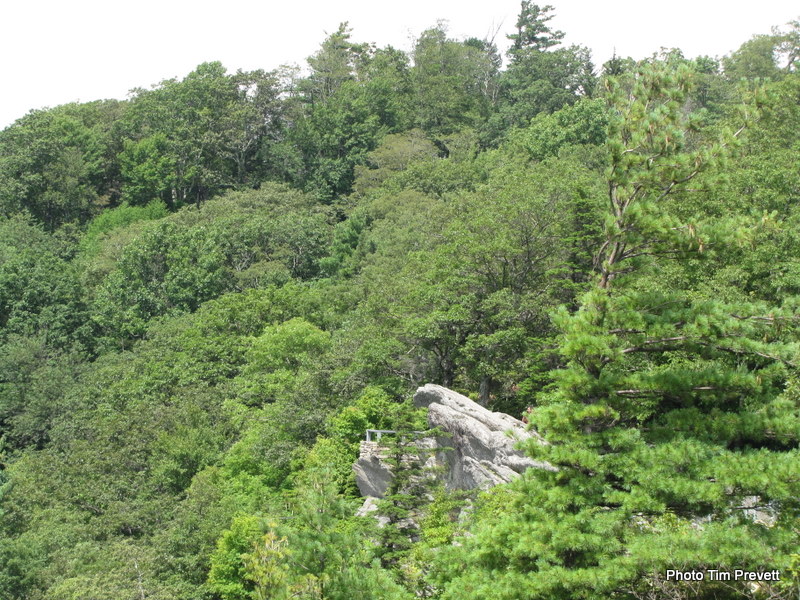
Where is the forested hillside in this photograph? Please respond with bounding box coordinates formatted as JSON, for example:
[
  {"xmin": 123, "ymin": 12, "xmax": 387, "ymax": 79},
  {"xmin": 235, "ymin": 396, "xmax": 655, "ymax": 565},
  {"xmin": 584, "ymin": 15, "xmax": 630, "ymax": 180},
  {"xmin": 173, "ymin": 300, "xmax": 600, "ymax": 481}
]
[{"xmin": 1, "ymin": 5, "xmax": 799, "ymax": 599}]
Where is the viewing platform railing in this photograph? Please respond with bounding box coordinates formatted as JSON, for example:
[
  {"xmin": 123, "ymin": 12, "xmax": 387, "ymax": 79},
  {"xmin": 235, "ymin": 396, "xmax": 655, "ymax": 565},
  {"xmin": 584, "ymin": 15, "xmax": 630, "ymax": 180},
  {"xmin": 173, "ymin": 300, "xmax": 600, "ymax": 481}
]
[{"xmin": 365, "ymin": 429, "xmax": 398, "ymax": 442}]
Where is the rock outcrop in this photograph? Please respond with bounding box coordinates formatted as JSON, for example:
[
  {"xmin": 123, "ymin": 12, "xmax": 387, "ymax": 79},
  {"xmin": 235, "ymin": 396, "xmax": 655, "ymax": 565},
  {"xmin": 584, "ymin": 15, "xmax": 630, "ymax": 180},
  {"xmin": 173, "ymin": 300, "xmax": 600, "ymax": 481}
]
[
  {"xmin": 414, "ymin": 384, "xmax": 553, "ymax": 489},
  {"xmin": 352, "ymin": 441, "xmax": 395, "ymax": 498},
  {"xmin": 353, "ymin": 384, "xmax": 552, "ymax": 498}
]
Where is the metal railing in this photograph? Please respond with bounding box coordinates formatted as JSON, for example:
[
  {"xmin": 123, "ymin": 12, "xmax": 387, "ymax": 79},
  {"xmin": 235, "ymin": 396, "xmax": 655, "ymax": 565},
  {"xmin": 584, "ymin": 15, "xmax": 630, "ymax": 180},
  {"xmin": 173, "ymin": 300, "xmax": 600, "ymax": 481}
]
[
  {"xmin": 365, "ymin": 429, "xmax": 398, "ymax": 442},
  {"xmin": 364, "ymin": 429, "xmax": 428, "ymax": 442}
]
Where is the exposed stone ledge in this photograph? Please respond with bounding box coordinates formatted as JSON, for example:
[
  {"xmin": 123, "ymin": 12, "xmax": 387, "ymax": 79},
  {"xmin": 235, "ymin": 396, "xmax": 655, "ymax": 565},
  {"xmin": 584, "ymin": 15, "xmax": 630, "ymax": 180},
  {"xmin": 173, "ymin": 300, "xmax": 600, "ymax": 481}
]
[{"xmin": 353, "ymin": 384, "xmax": 553, "ymax": 499}]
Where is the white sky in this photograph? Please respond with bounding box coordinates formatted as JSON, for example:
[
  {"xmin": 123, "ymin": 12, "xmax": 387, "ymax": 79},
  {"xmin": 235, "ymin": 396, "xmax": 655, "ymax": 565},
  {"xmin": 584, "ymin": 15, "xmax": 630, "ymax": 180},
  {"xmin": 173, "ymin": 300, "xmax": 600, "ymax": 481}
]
[{"xmin": 0, "ymin": 0, "xmax": 797, "ymax": 128}]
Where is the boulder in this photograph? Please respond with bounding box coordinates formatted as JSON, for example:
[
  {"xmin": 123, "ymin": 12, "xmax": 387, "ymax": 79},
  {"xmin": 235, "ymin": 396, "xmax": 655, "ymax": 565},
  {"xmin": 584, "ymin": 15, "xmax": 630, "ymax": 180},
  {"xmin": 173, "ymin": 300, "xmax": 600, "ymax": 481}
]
[
  {"xmin": 355, "ymin": 496, "xmax": 390, "ymax": 527},
  {"xmin": 414, "ymin": 384, "xmax": 553, "ymax": 491},
  {"xmin": 353, "ymin": 384, "xmax": 553, "ymax": 499},
  {"xmin": 353, "ymin": 452, "xmax": 394, "ymax": 498}
]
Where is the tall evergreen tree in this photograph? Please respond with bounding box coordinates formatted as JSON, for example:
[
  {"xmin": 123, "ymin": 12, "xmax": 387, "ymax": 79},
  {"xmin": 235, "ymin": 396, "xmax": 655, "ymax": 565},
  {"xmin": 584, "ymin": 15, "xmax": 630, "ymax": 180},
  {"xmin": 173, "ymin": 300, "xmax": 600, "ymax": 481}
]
[
  {"xmin": 507, "ymin": 2, "xmax": 564, "ymax": 56},
  {"xmin": 484, "ymin": 2, "xmax": 595, "ymax": 144},
  {"xmin": 437, "ymin": 60, "xmax": 800, "ymax": 600}
]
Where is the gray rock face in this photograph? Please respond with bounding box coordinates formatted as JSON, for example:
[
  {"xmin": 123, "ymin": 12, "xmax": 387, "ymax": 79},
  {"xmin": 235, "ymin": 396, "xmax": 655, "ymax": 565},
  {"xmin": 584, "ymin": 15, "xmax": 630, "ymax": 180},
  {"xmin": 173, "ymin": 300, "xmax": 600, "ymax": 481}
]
[
  {"xmin": 353, "ymin": 449, "xmax": 394, "ymax": 498},
  {"xmin": 415, "ymin": 384, "xmax": 553, "ymax": 490},
  {"xmin": 353, "ymin": 384, "xmax": 552, "ymax": 499},
  {"xmin": 355, "ymin": 496, "xmax": 390, "ymax": 527}
]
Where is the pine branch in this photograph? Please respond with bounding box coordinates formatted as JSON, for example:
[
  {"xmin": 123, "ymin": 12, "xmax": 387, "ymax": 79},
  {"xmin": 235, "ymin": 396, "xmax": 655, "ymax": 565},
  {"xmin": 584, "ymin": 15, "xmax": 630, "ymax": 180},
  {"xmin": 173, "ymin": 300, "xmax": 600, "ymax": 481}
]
[
  {"xmin": 615, "ymin": 386, "xmax": 717, "ymax": 398},
  {"xmin": 621, "ymin": 336, "xmax": 689, "ymax": 353},
  {"xmin": 620, "ymin": 336, "xmax": 795, "ymax": 367}
]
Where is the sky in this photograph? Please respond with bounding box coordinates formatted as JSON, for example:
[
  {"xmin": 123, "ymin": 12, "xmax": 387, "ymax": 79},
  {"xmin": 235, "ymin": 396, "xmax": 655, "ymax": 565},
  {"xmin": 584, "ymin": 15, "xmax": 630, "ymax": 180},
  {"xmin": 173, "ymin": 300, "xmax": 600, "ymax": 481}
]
[{"xmin": 1, "ymin": 0, "xmax": 797, "ymax": 128}]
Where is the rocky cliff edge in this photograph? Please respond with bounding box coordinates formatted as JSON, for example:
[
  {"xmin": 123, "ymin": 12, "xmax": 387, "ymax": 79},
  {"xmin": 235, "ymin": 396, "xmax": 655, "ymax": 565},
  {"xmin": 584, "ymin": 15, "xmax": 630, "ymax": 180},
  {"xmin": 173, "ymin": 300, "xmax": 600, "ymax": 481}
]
[{"xmin": 353, "ymin": 384, "xmax": 553, "ymax": 498}]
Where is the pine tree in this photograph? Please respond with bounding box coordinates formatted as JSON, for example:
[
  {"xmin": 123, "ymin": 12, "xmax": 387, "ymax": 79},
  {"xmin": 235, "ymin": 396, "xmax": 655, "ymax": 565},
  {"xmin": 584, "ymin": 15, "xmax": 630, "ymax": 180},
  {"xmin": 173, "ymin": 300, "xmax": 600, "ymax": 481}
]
[
  {"xmin": 439, "ymin": 60, "xmax": 800, "ymax": 599},
  {"xmin": 507, "ymin": 2, "xmax": 564, "ymax": 56},
  {"xmin": 376, "ymin": 429, "xmax": 437, "ymax": 572}
]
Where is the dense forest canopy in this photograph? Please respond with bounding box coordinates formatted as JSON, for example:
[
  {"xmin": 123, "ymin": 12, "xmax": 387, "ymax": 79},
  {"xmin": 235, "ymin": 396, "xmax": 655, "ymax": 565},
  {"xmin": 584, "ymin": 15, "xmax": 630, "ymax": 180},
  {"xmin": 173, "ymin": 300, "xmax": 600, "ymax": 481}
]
[{"xmin": 0, "ymin": 5, "xmax": 799, "ymax": 599}]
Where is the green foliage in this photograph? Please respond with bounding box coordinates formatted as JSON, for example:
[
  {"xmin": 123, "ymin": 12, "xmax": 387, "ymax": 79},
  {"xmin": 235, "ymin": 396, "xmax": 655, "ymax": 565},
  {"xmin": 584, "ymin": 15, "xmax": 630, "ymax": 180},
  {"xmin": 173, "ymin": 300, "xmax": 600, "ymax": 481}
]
[
  {"xmin": 279, "ymin": 29, "xmax": 415, "ymax": 202},
  {"xmin": 508, "ymin": 97, "xmax": 608, "ymax": 160},
  {"xmin": 118, "ymin": 133, "xmax": 177, "ymax": 206},
  {"xmin": 318, "ymin": 211, "xmax": 369, "ymax": 277},
  {"xmin": 416, "ymin": 491, "xmax": 464, "ymax": 550},
  {"xmin": 328, "ymin": 386, "xmax": 409, "ymax": 444},
  {"xmin": 0, "ymin": 215, "xmax": 89, "ymax": 350},
  {"xmin": 481, "ymin": 3, "xmax": 595, "ymax": 144},
  {"xmin": 710, "ymin": 74, "xmax": 800, "ymax": 217},
  {"xmin": 247, "ymin": 317, "xmax": 331, "ymax": 373},
  {"xmin": 375, "ymin": 431, "xmax": 437, "ymax": 577},
  {"xmin": 91, "ymin": 219, "xmax": 229, "ymax": 345},
  {"xmin": 208, "ymin": 515, "xmax": 265, "ymax": 600},
  {"xmin": 234, "ymin": 317, "xmax": 331, "ymax": 407},
  {"xmin": 439, "ymin": 60, "xmax": 800, "ymax": 600},
  {"xmin": 293, "ymin": 436, "xmax": 358, "ymax": 496},
  {"xmin": 80, "ymin": 199, "xmax": 168, "ymax": 255},
  {"xmin": 89, "ymin": 186, "xmax": 331, "ymax": 348},
  {"xmin": 208, "ymin": 468, "xmax": 412, "ymax": 600},
  {"xmin": 385, "ymin": 150, "xmax": 488, "ymax": 198},
  {"xmin": 292, "ymin": 80, "xmax": 391, "ymax": 201},
  {"xmin": 497, "ymin": 43, "xmax": 595, "ymax": 128},
  {"xmin": 724, "ymin": 33, "xmax": 787, "ymax": 81},
  {"xmin": 0, "ymin": 336, "xmax": 85, "ymax": 450},
  {"xmin": 352, "ymin": 129, "xmax": 438, "ymax": 196},
  {"xmin": 0, "ymin": 101, "xmax": 125, "ymax": 229},
  {"xmin": 122, "ymin": 62, "xmax": 283, "ymax": 208},
  {"xmin": 341, "ymin": 149, "xmax": 602, "ymax": 406},
  {"xmin": 411, "ymin": 24, "xmax": 497, "ymax": 135},
  {"xmin": 0, "ymin": 281, "xmax": 339, "ymax": 598},
  {"xmin": 1, "ymin": 18, "xmax": 798, "ymax": 600},
  {"xmin": 243, "ymin": 530, "xmax": 291, "ymax": 600},
  {"xmin": 304, "ymin": 23, "xmax": 372, "ymax": 102},
  {"xmin": 507, "ymin": 2, "xmax": 564, "ymax": 55}
]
